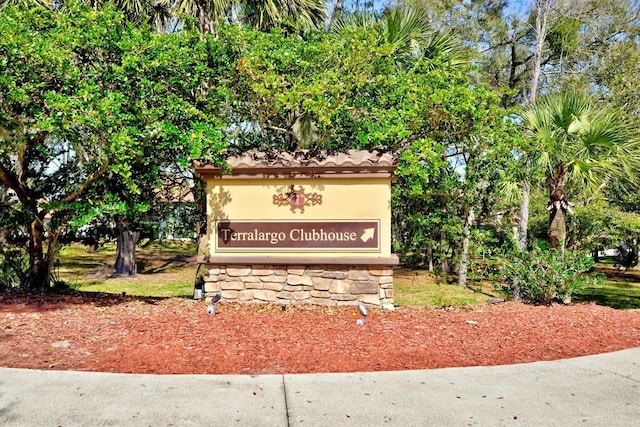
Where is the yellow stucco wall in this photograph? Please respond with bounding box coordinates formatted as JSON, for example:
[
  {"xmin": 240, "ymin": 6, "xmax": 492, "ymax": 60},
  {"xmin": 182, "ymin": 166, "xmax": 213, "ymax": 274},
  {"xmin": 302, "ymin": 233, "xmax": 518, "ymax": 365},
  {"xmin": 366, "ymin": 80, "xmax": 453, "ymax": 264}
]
[{"xmin": 205, "ymin": 177, "xmax": 393, "ymax": 258}]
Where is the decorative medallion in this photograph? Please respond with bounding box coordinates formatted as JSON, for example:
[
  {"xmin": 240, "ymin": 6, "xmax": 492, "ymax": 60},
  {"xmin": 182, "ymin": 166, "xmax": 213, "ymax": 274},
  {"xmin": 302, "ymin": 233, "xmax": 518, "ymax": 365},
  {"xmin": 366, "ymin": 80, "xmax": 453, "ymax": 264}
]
[{"xmin": 273, "ymin": 185, "xmax": 322, "ymax": 214}]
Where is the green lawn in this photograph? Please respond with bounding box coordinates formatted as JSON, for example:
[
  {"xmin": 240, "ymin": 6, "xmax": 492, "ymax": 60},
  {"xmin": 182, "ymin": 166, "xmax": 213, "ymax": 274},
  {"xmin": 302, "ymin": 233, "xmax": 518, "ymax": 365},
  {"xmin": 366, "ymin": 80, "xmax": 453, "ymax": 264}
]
[
  {"xmin": 56, "ymin": 241, "xmax": 198, "ymax": 298},
  {"xmin": 393, "ymin": 269, "xmax": 499, "ymax": 307},
  {"xmin": 573, "ymin": 266, "xmax": 640, "ymax": 310}
]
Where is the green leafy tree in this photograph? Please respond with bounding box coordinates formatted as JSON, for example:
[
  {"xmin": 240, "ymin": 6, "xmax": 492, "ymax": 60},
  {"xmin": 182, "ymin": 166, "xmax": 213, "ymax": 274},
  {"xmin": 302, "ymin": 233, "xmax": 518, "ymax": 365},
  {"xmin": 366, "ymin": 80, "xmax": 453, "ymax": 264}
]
[
  {"xmin": 326, "ymin": 8, "xmax": 519, "ymax": 285},
  {"xmin": 0, "ymin": 1, "xmax": 226, "ymax": 288},
  {"xmin": 397, "ymin": 0, "xmax": 640, "ymax": 253},
  {"xmin": 566, "ymin": 196, "xmax": 640, "ymax": 256}
]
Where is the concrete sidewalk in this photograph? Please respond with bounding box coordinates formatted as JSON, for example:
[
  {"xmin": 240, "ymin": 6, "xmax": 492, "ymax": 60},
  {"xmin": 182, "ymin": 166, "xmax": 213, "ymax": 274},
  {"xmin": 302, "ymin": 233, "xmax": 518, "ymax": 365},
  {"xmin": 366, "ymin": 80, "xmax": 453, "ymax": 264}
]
[{"xmin": 1, "ymin": 348, "xmax": 639, "ymax": 426}]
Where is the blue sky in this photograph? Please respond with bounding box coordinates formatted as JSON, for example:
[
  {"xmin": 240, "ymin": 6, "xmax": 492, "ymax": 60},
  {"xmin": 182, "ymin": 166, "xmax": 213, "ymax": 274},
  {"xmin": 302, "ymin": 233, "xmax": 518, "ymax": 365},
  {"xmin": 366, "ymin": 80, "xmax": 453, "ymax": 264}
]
[
  {"xmin": 506, "ymin": 0, "xmax": 534, "ymax": 18},
  {"xmin": 326, "ymin": 0, "xmax": 535, "ymax": 16}
]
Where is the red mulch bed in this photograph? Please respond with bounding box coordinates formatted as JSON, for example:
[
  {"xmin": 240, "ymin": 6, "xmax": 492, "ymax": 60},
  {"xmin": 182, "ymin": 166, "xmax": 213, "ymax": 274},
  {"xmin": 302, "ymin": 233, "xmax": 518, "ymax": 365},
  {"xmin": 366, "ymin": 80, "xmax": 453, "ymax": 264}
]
[{"xmin": 1, "ymin": 292, "xmax": 639, "ymax": 375}]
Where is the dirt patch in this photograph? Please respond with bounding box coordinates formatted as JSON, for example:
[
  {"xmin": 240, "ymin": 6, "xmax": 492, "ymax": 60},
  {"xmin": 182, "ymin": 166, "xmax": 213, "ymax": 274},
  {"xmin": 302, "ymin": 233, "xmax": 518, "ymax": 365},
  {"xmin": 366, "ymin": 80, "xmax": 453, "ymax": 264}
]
[{"xmin": 1, "ymin": 292, "xmax": 639, "ymax": 374}]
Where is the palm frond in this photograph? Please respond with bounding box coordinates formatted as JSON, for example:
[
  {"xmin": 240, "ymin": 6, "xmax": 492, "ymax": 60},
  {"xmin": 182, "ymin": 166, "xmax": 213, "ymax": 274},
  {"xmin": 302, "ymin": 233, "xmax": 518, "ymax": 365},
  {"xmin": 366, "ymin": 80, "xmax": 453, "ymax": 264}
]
[
  {"xmin": 522, "ymin": 90, "xmax": 640, "ymax": 194},
  {"xmin": 382, "ymin": 6, "xmax": 430, "ymax": 47},
  {"xmin": 422, "ymin": 30, "xmax": 469, "ymax": 66},
  {"xmin": 329, "ymin": 11, "xmax": 377, "ymax": 35},
  {"xmin": 242, "ymin": 0, "xmax": 326, "ymax": 31}
]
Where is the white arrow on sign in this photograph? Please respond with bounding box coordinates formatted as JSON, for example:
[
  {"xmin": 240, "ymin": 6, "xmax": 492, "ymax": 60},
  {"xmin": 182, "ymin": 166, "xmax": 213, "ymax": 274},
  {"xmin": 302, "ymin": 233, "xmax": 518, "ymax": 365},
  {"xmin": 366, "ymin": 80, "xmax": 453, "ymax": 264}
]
[{"xmin": 360, "ymin": 228, "xmax": 375, "ymax": 242}]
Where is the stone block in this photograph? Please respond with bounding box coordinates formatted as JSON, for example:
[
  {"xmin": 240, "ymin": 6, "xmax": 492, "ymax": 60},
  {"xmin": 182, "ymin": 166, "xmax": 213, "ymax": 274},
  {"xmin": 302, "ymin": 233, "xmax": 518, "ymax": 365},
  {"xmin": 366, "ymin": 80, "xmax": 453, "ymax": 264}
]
[
  {"xmin": 221, "ymin": 290, "xmax": 239, "ymax": 299},
  {"xmin": 252, "ymin": 266, "xmax": 274, "ymax": 276},
  {"xmin": 382, "ymin": 303, "xmax": 395, "ymax": 310},
  {"xmin": 321, "ymin": 270, "xmax": 348, "ymax": 279},
  {"xmin": 306, "ymin": 267, "xmax": 326, "ymax": 276},
  {"xmin": 226, "ymin": 266, "xmax": 251, "ymax": 277},
  {"xmin": 294, "ymin": 291, "xmax": 311, "ymax": 300},
  {"xmin": 312, "ymin": 277, "xmax": 332, "ymax": 291},
  {"xmin": 204, "ymin": 282, "xmax": 220, "ymax": 293},
  {"xmin": 310, "ymin": 291, "xmax": 330, "ymax": 299},
  {"xmin": 329, "ymin": 280, "xmax": 350, "ymax": 294},
  {"xmin": 331, "ymin": 294, "xmax": 357, "ymax": 301},
  {"xmin": 287, "ymin": 267, "xmax": 306, "ymax": 275},
  {"xmin": 253, "ymin": 290, "xmax": 277, "ymax": 302},
  {"xmin": 274, "ymin": 268, "xmax": 288, "ymax": 276},
  {"xmin": 205, "ymin": 275, "xmax": 219, "ymax": 282},
  {"xmin": 348, "ymin": 270, "xmax": 371, "ymax": 281},
  {"xmin": 378, "ymin": 276, "xmax": 394, "ymax": 285},
  {"xmin": 221, "ymin": 281, "xmax": 245, "ymax": 291},
  {"xmin": 277, "ymin": 291, "xmax": 294, "ymax": 300},
  {"xmin": 263, "ymin": 282, "xmax": 284, "ymax": 291},
  {"xmin": 260, "ymin": 275, "xmax": 287, "ymax": 283},
  {"xmin": 240, "ymin": 276, "xmax": 261, "ymax": 283},
  {"xmin": 350, "ymin": 281, "xmax": 379, "ymax": 294},
  {"xmin": 245, "ymin": 281, "xmax": 264, "ymax": 290},
  {"xmin": 359, "ymin": 294, "xmax": 381, "ymax": 306},
  {"xmin": 238, "ymin": 290, "xmax": 254, "ymax": 301},
  {"xmin": 287, "ymin": 275, "xmax": 313, "ymax": 286},
  {"xmin": 208, "ymin": 267, "xmax": 220, "ymax": 275},
  {"xmin": 369, "ymin": 267, "xmax": 393, "ymax": 276}
]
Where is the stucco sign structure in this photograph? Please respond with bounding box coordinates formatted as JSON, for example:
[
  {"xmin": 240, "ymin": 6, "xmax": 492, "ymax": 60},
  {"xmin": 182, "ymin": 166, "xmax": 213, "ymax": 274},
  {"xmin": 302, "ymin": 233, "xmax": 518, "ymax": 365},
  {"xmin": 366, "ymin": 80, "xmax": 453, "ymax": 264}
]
[{"xmin": 194, "ymin": 150, "xmax": 398, "ymax": 309}]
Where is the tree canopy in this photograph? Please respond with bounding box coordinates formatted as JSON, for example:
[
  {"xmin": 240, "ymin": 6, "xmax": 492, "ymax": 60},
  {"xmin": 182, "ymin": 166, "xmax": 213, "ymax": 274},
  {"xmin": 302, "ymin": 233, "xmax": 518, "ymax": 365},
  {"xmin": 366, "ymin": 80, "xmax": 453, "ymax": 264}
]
[{"xmin": 0, "ymin": 1, "xmax": 226, "ymax": 288}]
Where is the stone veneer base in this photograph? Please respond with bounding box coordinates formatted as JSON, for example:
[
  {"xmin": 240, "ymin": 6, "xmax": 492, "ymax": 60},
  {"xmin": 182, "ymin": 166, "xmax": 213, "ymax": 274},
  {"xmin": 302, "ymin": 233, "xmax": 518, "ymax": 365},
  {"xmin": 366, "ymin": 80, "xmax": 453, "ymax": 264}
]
[{"xmin": 202, "ymin": 264, "xmax": 394, "ymax": 310}]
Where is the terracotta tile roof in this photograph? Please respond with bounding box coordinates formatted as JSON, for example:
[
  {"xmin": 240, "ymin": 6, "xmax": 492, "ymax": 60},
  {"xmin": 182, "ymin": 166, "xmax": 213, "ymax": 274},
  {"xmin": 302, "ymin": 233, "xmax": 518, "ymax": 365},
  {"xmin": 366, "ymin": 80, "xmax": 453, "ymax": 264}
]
[
  {"xmin": 193, "ymin": 150, "xmax": 396, "ymax": 178},
  {"xmin": 226, "ymin": 150, "xmax": 395, "ymax": 169},
  {"xmin": 194, "ymin": 150, "xmax": 395, "ymax": 169}
]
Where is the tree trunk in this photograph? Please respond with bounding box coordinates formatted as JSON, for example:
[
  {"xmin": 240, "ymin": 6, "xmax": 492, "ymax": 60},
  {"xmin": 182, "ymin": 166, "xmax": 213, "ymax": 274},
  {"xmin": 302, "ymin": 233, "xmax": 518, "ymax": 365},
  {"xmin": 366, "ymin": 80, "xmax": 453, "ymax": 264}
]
[
  {"xmin": 548, "ymin": 204, "xmax": 567, "ymax": 254},
  {"xmin": 548, "ymin": 164, "xmax": 568, "ymax": 254},
  {"xmin": 426, "ymin": 245, "xmax": 434, "ymax": 271},
  {"xmin": 439, "ymin": 227, "xmax": 449, "ymax": 273},
  {"xmin": 529, "ymin": 0, "xmax": 551, "ymax": 104},
  {"xmin": 23, "ymin": 215, "xmax": 49, "ymax": 290},
  {"xmin": 518, "ymin": 0, "xmax": 551, "ymax": 253},
  {"xmin": 518, "ymin": 180, "xmax": 530, "ymax": 250},
  {"xmin": 513, "ymin": 182, "xmax": 527, "ymax": 300},
  {"xmin": 193, "ymin": 179, "xmax": 208, "ymax": 256},
  {"xmin": 115, "ymin": 219, "xmax": 140, "ymax": 276},
  {"xmin": 458, "ymin": 208, "xmax": 475, "ymax": 287}
]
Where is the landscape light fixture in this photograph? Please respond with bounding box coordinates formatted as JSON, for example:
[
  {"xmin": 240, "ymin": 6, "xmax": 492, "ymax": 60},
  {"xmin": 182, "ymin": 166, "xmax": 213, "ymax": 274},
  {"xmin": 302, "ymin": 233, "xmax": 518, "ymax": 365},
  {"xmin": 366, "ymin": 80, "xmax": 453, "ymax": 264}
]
[
  {"xmin": 208, "ymin": 293, "xmax": 222, "ymax": 314},
  {"xmin": 357, "ymin": 301, "xmax": 368, "ymax": 325},
  {"xmin": 193, "ymin": 281, "xmax": 204, "ymax": 300}
]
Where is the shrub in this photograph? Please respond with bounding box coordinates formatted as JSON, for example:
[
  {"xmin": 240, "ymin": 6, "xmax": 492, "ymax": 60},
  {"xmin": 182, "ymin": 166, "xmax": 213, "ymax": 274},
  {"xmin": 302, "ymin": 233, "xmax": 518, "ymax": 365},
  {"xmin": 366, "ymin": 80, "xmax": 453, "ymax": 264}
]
[
  {"xmin": 0, "ymin": 247, "xmax": 28, "ymax": 291},
  {"xmin": 491, "ymin": 247, "xmax": 603, "ymax": 305}
]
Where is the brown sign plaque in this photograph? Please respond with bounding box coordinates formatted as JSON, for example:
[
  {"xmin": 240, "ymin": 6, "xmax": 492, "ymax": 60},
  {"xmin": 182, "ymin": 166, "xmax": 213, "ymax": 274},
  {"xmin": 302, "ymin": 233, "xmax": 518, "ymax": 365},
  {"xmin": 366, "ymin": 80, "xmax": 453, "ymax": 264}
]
[{"xmin": 215, "ymin": 220, "xmax": 380, "ymax": 251}]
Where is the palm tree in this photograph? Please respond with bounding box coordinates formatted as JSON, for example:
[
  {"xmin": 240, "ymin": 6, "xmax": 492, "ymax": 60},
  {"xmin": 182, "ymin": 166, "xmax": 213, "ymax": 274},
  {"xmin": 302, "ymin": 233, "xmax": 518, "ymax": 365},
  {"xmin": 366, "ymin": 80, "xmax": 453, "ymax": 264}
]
[
  {"xmin": 241, "ymin": 0, "xmax": 325, "ymax": 31},
  {"xmin": 522, "ymin": 91, "xmax": 640, "ymax": 253},
  {"xmin": 107, "ymin": 0, "xmax": 173, "ymax": 30},
  {"xmin": 173, "ymin": 0, "xmax": 327, "ymax": 34},
  {"xmin": 330, "ymin": 6, "xmax": 469, "ymax": 69},
  {"xmin": 172, "ymin": 0, "xmax": 225, "ymax": 33}
]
